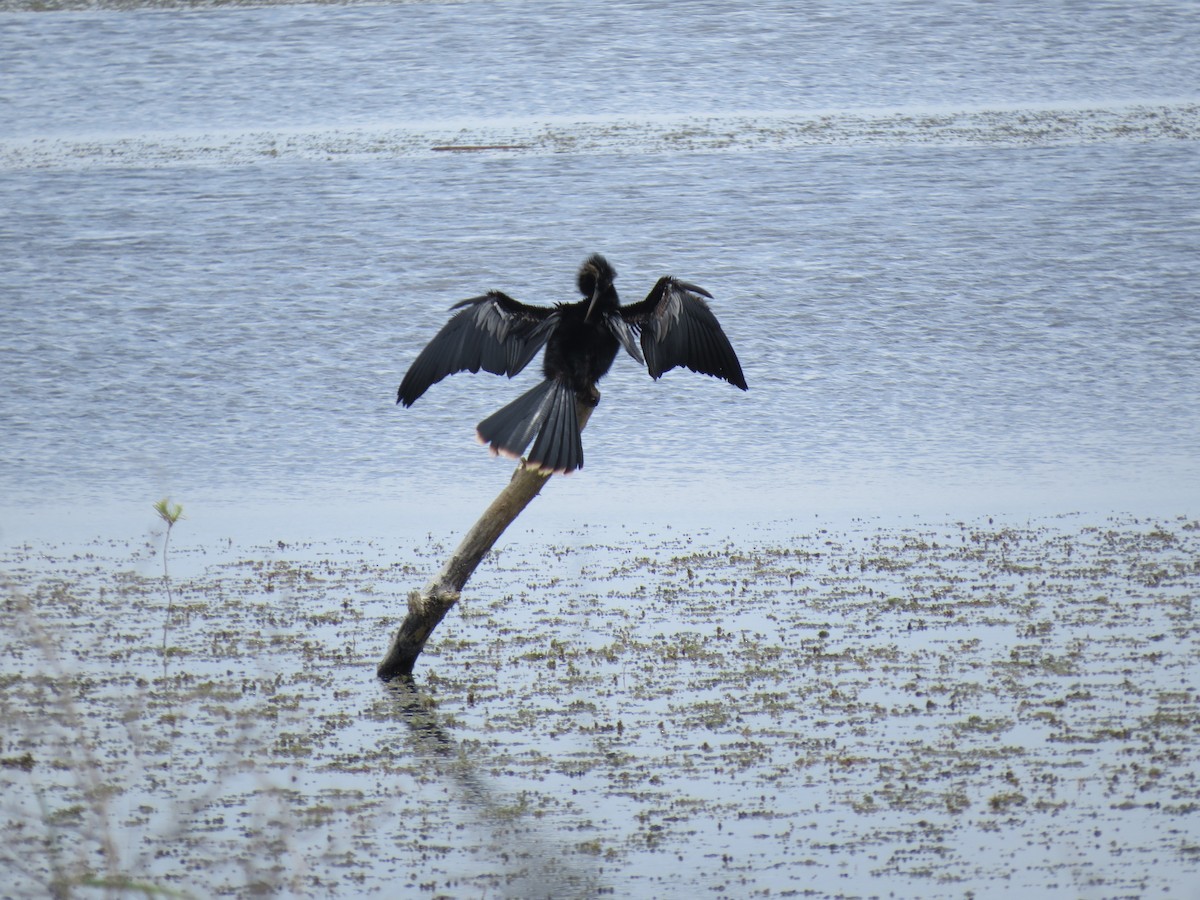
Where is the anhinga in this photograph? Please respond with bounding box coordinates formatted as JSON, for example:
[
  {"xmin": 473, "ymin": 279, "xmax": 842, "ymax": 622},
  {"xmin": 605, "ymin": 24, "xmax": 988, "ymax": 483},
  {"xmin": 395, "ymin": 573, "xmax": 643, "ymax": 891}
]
[{"xmin": 397, "ymin": 254, "xmax": 748, "ymax": 474}]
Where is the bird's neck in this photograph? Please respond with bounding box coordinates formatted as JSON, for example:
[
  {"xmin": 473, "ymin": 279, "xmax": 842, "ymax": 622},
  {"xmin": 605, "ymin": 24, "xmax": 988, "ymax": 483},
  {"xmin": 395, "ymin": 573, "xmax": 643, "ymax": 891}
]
[{"xmin": 586, "ymin": 288, "xmax": 620, "ymax": 318}]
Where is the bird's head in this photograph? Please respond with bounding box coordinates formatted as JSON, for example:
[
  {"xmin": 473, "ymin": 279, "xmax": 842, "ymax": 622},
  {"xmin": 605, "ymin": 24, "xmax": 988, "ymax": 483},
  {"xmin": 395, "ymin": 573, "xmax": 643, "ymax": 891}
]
[{"xmin": 579, "ymin": 254, "xmax": 617, "ymax": 321}]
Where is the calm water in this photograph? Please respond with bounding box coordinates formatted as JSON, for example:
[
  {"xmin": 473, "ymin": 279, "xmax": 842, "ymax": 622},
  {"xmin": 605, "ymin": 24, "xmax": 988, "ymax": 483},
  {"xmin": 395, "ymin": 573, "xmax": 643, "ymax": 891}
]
[{"xmin": 2, "ymin": 0, "xmax": 1199, "ymax": 537}]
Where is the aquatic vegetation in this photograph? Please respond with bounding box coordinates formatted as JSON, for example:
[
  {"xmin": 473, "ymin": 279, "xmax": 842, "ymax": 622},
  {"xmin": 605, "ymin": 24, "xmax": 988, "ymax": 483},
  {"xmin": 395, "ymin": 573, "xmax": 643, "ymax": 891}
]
[
  {"xmin": 152, "ymin": 498, "xmax": 184, "ymax": 581},
  {"xmin": 153, "ymin": 498, "xmax": 185, "ymax": 665},
  {"xmin": 1, "ymin": 514, "xmax": 1198, "ymax": 897}
]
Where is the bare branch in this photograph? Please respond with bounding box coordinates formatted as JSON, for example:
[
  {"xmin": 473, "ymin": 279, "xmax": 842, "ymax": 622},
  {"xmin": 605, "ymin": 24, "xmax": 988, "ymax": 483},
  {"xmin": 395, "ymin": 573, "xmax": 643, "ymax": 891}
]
[{"xmin": 377, "ymin": 398, "xmax": 595, "ymax": 679}]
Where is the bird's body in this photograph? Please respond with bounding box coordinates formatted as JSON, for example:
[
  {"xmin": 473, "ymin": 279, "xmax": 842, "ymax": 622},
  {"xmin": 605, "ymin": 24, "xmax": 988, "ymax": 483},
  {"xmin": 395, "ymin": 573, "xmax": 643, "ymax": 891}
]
[
  {"xmin": 397, "ymin": 254, "xmax": 747, "ymax": 474},
  {"xmin": 541, "ymin": 301, "xmax": 620, "ymax": 400}
]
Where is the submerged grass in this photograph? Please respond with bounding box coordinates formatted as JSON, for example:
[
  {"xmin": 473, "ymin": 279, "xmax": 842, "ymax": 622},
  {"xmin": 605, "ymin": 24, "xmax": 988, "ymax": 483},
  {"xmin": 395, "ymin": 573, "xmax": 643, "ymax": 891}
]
[{"xmin": 1, "ymin": 513, "xmax": 1198, "ymax": 897}]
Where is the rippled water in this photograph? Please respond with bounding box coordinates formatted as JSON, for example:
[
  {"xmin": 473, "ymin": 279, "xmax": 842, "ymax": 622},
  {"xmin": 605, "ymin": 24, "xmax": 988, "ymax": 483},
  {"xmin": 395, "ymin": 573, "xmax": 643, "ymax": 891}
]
[
  {"xmin": 2, "ymin": 0, "xmax": 1199, "ymax": 535},
  {"xmin": 4, "ymin": 0, "xmax": 1197, "ymax": 136}
]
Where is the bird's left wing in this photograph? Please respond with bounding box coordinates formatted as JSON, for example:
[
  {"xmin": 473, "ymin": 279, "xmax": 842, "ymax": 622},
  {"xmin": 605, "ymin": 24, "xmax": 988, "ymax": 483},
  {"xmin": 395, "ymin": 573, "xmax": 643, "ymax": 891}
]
[
  {"xmin": 397, "ymin": 291, "xmax": 558, "ymax": 406},
  {"xmin": 620, "ymin": 277, "xmax": 748, "ymax": 390}
]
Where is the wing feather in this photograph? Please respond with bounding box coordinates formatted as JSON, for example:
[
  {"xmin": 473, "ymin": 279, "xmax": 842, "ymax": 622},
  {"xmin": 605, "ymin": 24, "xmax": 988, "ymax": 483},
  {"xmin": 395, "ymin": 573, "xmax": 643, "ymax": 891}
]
[
  {"xmin": 397, "ymin": 292, "xmax": 558, "ymax": 406},
  {"xmin": 603, "ymin": 311, "xmax": 645, "ymax": 365},
  {"xmin": 621, "ymin": 276, "xmax": 747, "ymax": 390}
]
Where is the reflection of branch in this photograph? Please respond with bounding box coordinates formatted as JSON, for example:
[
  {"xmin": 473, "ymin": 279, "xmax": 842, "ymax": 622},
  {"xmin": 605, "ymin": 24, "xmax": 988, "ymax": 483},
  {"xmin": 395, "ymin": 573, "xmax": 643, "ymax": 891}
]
[
  {"xmin": 377, "ymin": 399, "xmax": 595, "ymax": 680},
  {"xmin": 383, "ymin": 678, "xmax": 491, "ymax": 806},
  {"xmin": 381, "ymin": 679, "xmax": 604, "ymax": 898}
]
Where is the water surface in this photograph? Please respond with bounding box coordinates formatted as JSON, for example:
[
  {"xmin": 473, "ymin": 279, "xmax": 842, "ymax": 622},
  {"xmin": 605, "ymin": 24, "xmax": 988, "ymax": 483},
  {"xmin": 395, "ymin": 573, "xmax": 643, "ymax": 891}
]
[
  {"xmin": 2, "ymin": 2, "xmax": 1200, "ymax": 897},
  {"xmin": 3, "ymin": 1, "xmax": 1200, "ymax": 536}
]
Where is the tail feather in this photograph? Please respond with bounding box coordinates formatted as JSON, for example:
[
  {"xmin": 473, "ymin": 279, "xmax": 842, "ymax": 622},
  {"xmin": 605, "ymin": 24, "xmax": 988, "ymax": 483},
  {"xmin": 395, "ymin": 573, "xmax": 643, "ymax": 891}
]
[
  {"xmin": 529, "ymin": 382, "xmax": 581, "ymax": 474},
  {"xmin": 476, "ymin": 381, "xmax": 551, "ymax": 457},
  {"xmin": 476, "ymin": 379, "xmax": 583, "ymax": 474}
]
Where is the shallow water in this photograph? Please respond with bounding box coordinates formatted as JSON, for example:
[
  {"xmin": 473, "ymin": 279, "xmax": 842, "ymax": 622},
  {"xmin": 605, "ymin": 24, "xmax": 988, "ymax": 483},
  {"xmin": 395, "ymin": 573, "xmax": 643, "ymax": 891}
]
[{"xmin": 3, "ymin": 515, "xmax": 1199, "ymax": 897}]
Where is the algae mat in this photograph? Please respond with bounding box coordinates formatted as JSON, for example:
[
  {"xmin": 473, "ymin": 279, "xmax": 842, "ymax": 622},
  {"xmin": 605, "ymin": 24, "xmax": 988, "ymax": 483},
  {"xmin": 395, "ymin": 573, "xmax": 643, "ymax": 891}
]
[{"xmin": 2, "ymin": 514, "xmax": 1198, "ymax": 897}]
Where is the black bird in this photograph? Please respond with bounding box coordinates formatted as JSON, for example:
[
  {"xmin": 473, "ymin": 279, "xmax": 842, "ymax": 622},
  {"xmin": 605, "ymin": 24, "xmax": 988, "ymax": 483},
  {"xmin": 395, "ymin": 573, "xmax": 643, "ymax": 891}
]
[{"xmin": 397, "ymin": 254, "xmax": 747, "ymax": 474}]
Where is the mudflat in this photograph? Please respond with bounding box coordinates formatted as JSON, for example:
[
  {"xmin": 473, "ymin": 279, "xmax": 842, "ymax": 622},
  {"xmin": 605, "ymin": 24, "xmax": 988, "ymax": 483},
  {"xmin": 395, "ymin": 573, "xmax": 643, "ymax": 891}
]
[{"xmin": 3, "ymin": 513, "xmax": 1197, "ymax": 897}]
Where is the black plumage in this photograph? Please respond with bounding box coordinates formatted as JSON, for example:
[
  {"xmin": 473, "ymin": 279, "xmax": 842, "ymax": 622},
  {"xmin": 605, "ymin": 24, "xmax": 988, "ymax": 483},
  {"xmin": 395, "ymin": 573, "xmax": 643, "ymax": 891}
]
[{"xmin": 397, "ymin": 254, "xmax": 747, "ymax": 474}]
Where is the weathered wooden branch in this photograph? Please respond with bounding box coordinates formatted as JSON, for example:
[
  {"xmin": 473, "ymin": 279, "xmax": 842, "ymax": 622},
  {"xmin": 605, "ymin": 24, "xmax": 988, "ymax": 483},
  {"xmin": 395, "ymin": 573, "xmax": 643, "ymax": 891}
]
[{"xmin": 377, "ymin": 398, "xmax": 595, "ymax": 680}]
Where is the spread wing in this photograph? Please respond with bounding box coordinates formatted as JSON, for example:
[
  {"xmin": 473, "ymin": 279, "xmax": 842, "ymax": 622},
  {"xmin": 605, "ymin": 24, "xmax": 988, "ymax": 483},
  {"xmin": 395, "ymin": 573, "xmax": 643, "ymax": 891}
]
[
  {"xmin": 620, "ymin": 277, "xmax": 747, "ymax": 390},
  {"xmin": 397, "ymin": 292, "xmax": 559, "ymax": 406}
]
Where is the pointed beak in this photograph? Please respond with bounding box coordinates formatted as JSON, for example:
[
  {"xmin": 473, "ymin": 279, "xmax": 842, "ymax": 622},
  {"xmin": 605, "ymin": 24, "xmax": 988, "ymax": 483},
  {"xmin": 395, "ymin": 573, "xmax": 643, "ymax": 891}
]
[{"xmin": 585, "ymin": 285, "xmax": 601, "ymax": 322}]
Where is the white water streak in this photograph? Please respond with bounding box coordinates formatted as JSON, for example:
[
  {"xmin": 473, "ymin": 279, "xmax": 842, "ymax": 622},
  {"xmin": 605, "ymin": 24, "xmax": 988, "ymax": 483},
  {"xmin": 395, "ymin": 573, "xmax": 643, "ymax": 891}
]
[{"xmin": 3, "ymin": 102, "xmax": 1197, "ymax": 170}]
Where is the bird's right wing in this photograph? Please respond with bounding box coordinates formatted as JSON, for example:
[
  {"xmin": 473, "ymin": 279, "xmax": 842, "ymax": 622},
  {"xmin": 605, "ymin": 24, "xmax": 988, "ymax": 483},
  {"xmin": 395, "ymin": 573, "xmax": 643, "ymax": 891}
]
[{"xmin": 397, "ymin": 292, "xmax": 559, "ymax": 406}]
